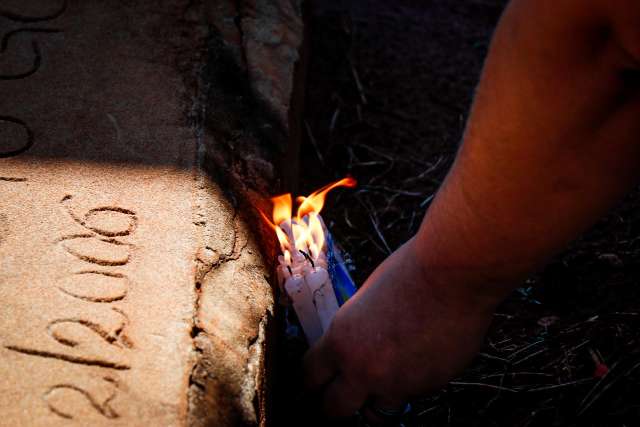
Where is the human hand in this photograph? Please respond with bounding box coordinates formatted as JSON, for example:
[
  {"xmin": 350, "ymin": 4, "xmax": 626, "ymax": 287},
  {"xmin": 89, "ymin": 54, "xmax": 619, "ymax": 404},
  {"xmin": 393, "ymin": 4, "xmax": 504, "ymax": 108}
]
[{"xmin": 303, "ymin": 237, "xmax": 495, "ymax": 421}]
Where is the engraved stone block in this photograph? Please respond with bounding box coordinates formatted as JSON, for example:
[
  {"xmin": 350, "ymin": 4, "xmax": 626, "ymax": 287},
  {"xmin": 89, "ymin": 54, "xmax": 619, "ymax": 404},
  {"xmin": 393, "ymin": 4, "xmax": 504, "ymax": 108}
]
[{"xmin": 0, "ymin": 0, "xmax": 288, "ymax": 425}]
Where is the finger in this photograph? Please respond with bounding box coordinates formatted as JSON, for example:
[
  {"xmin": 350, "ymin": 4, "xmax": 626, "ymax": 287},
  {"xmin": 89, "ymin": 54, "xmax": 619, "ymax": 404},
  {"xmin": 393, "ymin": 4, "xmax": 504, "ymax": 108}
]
[
  {"xmin": 303, "ymin": 334, "xmax": 338, "ymax": 391},
  {"xmin": 322, "ymin": 373, "xmax": 368, "ymax": 419}
]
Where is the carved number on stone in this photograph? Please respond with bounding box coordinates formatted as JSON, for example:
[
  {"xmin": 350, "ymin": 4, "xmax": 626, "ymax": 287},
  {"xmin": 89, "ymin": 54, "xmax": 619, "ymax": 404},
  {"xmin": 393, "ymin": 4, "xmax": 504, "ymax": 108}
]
[
  {"xmin": 3, "ymin": 344, "xmax": 130, "ymax": 370},
  {"xmin": 58, "ymin": 234, "xmax": 132, "ymax": 266},
  {"xmin": 57, "ymin": 271, "xmax": 129, "ymax": 303},
  {"xmin": 4, "ymin": 306, "xmax": 133, "ymax": 370},
  {"xmin": 0, "ymin": 28, "xmax": 62, "ymax": 80},
  {"xmin": 62, "ymin": 197, "xmax": 138, "ymax": 237},
  {"xmin": 0, "ymin": 115, "xmax": 34, "ymax": 158},
  {"xmin": 4, "ymin": 195, "xmax": 138, "ymax": 370},
  {"xmin": 0, "ymin": 0, "xmax": 67, "ymax": 23},
  {"xmin": 0, "ymin": 0, "xmax": 66, "ymax": 155},
  {"xmin": 47, "ymin": 308, "xmax": 133, "ymax": 349},
  {"xmin": 62, "ymin": 196, "xmax": 138, "ymax": 237},
  {"xmin": 58, "ymin": 196, "xmax": 138, "ymax": 266},
  {"xmin": 44, "ymin": 376, "xmax": 119, "ymax": 420}
]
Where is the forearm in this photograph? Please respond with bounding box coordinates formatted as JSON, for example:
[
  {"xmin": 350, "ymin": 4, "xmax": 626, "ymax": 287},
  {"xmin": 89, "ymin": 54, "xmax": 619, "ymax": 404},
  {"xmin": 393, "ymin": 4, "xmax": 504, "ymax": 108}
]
[
  {"xmin": 414, "ymin": 0, "xmax": 640, "ymax": 308},
  {"xmin": 305, "ymin": 0, "xmax": 640, "ymax": 413}
]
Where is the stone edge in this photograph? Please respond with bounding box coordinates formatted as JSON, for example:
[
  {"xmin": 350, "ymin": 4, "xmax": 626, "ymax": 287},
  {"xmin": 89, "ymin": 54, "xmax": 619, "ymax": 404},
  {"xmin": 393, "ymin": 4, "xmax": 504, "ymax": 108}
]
[{"xmin": 173, "ymin": 1, "xmax": 308, "ymax": 425}]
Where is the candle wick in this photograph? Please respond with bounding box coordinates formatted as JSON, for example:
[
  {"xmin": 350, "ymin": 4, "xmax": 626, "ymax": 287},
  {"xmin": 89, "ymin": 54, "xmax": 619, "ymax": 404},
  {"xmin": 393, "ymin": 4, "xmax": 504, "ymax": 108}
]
[
  {"xmin": 299, "ymin": 249, "xmax": 315, "ymax": 268},
  {"xmin": 287, "ymin": 266, "xmax": 293, "ymax": 276}
]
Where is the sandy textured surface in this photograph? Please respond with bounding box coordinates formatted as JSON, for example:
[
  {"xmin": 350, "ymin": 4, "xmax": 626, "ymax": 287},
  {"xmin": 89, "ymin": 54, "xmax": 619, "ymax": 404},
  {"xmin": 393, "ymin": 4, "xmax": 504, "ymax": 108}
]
[{"xmin": 0, "ymin": 0, "xmax": 277, "ymax": 425}]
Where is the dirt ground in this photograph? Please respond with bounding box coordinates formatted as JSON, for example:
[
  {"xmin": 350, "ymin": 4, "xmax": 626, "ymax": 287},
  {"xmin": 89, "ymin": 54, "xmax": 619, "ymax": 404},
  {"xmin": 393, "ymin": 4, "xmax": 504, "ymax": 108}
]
[{"xmin": 275, "ymin": 1, "xmax": 640, "ymax": 426}]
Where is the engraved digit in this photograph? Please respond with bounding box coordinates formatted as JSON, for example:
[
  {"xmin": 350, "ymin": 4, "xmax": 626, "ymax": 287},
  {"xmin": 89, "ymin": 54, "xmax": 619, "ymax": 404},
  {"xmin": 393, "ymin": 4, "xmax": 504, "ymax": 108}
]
[
  {"xmin": 84, "ymin": 207, "xmax": 138, "ymax": 237},
  {"xmin": 0, "ymin": 29, "xmax": 62, "ymax": 80},
  {"xmin": 0, "ymin": 0, "xmax": 67, "ymax": 23},
  {"xmin": 0, "ymin": 39, "xmax": 40, "ymax": 80},
  {"xmin": 0, "ymin": 116, "xmax": 33, "ymax": 158},
  {"xmin": 47, "ymin": 308, "xmax": 132, "ymax": 349},
  {"xmin": 48, "ymin": 307, "xmax": 132, "ymax": 348},
  {"xmin": 58, "ymin": 234, "xmax": 132, "ymax": 266},
  {"xmin": 57, "ymin": 271, "xmax": 128, "ymax": 303},
  {"xmin": 61, "ymin": 195, "xmax": 138, "ymax": 237},
  {"xmin": 44, "ymin": 377, "xmax": 119, "ymax": 420},
  {"xmin": 3, "ymin": 308, "xmax": 133, "ymax": 368}
]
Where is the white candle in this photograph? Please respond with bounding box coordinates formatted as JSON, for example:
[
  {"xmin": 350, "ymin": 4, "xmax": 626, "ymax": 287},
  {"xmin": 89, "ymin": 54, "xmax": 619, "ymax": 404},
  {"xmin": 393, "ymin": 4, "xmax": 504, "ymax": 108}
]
[
  {"xmin": 314, "ymin": 257, "xmax": 328, "ymax": 270},
  {"xmin": 290, "ymin": 263, "xmax": 305, "ymax": 276},
  {"xmin": 285, "ymin": 274, "xmax": 323, "ymax": 344},
  {"xmin": 304, "ymin": 267, "xmax": 340, "ymax": 332}
]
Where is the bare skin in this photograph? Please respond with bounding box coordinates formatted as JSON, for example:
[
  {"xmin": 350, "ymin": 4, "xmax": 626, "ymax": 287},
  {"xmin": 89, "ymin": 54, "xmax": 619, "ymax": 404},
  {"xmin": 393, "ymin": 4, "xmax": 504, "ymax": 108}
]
[{"xmin": 304, "ymin": 0, "xmax": 640, "ymax": 420}]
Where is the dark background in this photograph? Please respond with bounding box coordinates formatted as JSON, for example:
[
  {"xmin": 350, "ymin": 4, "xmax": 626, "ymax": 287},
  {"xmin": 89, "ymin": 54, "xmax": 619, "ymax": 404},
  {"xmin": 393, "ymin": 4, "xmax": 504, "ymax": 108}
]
[{"xmin": 280, "ymin": 1, "xmax": 640, "ymax": 426}]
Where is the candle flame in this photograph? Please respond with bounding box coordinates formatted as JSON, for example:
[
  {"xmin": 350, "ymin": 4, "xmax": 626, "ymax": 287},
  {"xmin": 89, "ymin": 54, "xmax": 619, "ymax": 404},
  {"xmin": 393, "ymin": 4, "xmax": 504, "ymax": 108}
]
[
  {"xmin": 258, "ymin": 209, "xmax": 289, "ymax": 252},
  {"xmin": 296, "ymin": 177, "xmax": 357, "ymax": 221},
  {"xmin": 307, "ymin": 212, "xmax": 325, "ymax": 257},
  {"xmin": 271, "ymin": 194, "xmax": 292, "ymax": 225},
  {"xmin": 259, "ymin": 177, "xmax": 357, "ymax": 257}
]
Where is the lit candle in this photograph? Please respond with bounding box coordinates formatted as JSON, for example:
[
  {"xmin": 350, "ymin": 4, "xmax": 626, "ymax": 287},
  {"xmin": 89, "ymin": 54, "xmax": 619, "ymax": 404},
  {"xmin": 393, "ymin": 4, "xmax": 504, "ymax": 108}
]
[
  {"xmin": 304, "ymin": 266, "xmax": 340, "ymax": 332},
  {"xmin": 284, "ymin": 274, "xmax": 323, "ymax": 344},
  {"xmin": 278, "ymin": 220, "xmax": 298, "ymax": 257},
  {"xmin": 262, "ymin": 178, "xmax": 358, "ymax": 345}
]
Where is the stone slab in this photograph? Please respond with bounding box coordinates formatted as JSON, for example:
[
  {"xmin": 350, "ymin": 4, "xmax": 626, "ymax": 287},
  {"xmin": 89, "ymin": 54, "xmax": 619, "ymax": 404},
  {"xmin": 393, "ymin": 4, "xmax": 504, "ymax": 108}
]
[
  {"xmin": 0, "ymin": 0, "xmax": 274, "ymax": 425},
  {"xmin": 206, "ymin": 0, "xmax": 307, "ymax": 191}
]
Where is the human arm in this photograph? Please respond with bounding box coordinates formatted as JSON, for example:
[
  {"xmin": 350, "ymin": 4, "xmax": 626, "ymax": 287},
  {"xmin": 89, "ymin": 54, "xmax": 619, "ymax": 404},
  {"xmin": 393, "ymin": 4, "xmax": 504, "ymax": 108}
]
[{"xmin": 304, "ymin": 0, "xmax": 640, "ymax": 419}]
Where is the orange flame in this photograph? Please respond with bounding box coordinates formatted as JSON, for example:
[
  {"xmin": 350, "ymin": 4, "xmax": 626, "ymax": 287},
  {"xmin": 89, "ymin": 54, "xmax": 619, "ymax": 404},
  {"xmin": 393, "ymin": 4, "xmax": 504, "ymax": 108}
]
[
  {"xmin": 259, "ymin": 177, "xmax": 357, "ymax": 257},
  {"xmin": 259, "ymin": 209, "xmax": 289, "ymax": 251},
  {"xmin": 306, "ymin": 212, "xmax": 325, "ymax": 259},
  {"xmin": 296, "ymin": 177, "xmax": 357, "ymax": 221},
  {"xmin": 271, "ymin": 194, "xmax": 292, "ymax": 225}
]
